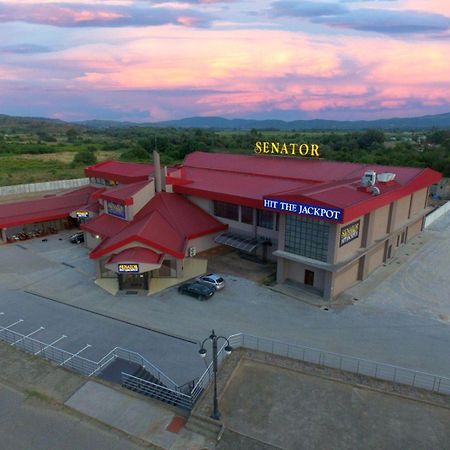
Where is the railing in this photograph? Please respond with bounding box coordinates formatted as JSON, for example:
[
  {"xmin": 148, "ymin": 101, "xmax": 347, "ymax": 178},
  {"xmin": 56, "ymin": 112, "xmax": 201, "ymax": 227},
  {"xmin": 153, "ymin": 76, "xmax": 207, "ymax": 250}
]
[
  {"xmin": 227, "ymin": 333, "xmax": 450, "ymax": 396},
  {"xmin": 114, "ymin": 347, "xmax": 179, "ymax": 390},
  {"xmin": 121, "ymin": 372, "xmax": 192, "ymax": 410},
  {"xmin": 0, "ymin": 326, "xmax": 97, "ymax": 376}
]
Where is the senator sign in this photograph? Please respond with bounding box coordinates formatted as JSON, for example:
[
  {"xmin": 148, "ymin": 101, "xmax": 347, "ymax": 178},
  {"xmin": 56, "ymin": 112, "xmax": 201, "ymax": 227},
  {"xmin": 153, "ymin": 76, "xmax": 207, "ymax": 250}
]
[
  {"xmin": 255, "ymin": 141, "xmax": 320, "ymax": 157},
  {"xmin": 118, "ymin": 264, "xmax": 139, "ymax": 273},
  {"xmin": 75, "ymin": 211, "xmax": 90, "ymax": 219},
  {"xmin": 263, "ymin": 198, "xmax": 342, "ymax": 222},
  {"xmin": 339, "ymin": 220, "xmax": 360, "ymax": 247}
]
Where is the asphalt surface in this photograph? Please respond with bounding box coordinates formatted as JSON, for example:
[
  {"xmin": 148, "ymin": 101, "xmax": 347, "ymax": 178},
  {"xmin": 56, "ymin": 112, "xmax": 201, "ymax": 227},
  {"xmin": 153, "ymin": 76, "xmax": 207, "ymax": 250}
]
[
  {"xmin": 0, "ymin": 211, "xmax": 450, "ymax": 382},
  {"xmin": 0, "ymin": 382, "xmax": 150, "ymax": 450}
]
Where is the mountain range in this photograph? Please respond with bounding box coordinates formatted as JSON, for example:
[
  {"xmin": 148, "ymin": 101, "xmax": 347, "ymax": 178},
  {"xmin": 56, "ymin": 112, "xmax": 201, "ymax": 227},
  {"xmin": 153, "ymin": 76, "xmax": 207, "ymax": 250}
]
[{"xmin": 1, "ymin": 112, "xmax": 450, "ymax": 132}]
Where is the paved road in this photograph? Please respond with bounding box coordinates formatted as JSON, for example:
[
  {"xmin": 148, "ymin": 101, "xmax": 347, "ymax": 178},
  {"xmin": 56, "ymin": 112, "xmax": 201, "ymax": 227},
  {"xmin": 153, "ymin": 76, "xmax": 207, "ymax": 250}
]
[
  {"xmin": 0, "ymin": 212, "xmax": 450, "ymax": 379},
  {"xmin": 0, "ymin": 382, "xmax": 150, "ymax": 450}
]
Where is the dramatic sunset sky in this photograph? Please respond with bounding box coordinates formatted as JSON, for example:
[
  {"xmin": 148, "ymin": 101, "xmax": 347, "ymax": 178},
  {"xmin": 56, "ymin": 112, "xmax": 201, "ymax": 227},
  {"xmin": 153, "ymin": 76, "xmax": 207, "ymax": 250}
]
[{"xmin": 0, "ymin": 0, "xmax": 449, "ymax": 122}]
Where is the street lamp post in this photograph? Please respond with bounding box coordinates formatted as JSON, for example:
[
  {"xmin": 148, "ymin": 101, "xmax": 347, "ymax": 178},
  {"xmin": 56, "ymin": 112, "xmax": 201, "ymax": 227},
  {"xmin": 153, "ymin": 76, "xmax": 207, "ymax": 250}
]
[{"xmin": 199, "ymin": 330, "xmax": 233, "ymax": 421}]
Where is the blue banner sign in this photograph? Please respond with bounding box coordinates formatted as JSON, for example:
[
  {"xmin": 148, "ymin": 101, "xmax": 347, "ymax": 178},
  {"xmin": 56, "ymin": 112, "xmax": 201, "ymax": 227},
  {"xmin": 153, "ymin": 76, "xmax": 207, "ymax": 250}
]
[
  {"xmin": 107, "ymin": 201, "xmax": 126, "ymax": 219},
  {"xmin": 263, "ymin": 198, "xmax": 342, "ymax": 222}
]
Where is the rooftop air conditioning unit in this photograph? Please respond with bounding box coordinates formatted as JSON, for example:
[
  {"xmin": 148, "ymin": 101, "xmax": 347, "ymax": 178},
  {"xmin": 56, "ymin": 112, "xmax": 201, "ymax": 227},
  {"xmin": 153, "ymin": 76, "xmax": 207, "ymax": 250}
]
[
  {"xmin": 377, "ymin": 173, "xmax": 396, "ymax": 183},
  {"xmin": 369, "ymin": 186, "xmax": 381, "ymax": 196},
  {"xmin": 361, "ymin": 170, "xmax": 376, "ymax": 187}
]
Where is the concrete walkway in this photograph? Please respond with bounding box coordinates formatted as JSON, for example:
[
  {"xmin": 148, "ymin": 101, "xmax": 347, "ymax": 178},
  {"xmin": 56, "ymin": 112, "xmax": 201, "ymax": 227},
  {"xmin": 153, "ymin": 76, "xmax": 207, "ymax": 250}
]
[{"xmin": 0, "ymin": 341, "xmax": 213, "ymax": 450}]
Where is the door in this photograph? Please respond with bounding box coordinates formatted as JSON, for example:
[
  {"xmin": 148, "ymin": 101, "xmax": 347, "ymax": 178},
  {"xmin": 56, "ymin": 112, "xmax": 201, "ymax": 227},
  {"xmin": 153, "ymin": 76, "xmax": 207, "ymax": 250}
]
[{"xmin": 304, "ymin": 270, "xmax": 315, "ymax": 286}]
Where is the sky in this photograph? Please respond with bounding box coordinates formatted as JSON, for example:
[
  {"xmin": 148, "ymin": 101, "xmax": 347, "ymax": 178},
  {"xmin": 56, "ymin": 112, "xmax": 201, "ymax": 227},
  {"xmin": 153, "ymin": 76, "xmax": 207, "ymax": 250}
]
[{"xmin": 0, "ymin": 0, "xmax": 449, "ymax": 122}]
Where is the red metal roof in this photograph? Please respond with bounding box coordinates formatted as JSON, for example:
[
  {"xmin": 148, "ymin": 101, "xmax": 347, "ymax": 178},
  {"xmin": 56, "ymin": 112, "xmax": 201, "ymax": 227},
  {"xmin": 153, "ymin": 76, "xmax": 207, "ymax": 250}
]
[
  {"xmin": 174, "ymin": 152, "xmax": 442, "ymax": 223},
  {"xmin": 0, "ymin": 186, "xmax": 100, "ymax": 228},
  {"xmin": 107, "ymin": 247, "xmax": 164, "ymax": 265},
  {"xmin": 85, "ymin": 160, "xmax": 154, "ymax": 184},
  {"xmin": 81, "ymin": 212, "xmax": 129, "ymax": 238},
  {"xmin": 97, "ymin": 180, "xmax": 150, "ymax": 206},
  {"xmin": 89, "ymin": 192, "xmax": 227, "ymax": 260}
]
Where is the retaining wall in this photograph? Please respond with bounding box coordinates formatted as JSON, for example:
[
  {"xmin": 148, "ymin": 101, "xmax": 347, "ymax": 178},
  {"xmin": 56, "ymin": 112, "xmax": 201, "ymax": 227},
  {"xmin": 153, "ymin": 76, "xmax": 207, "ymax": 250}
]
[
  {"xmin": 0, "ymin": 178, "xmax": 89, "ymax": 196},
  {"xmin": 424, "ymin": 201, "xmax": 450, "ymax": 228}
]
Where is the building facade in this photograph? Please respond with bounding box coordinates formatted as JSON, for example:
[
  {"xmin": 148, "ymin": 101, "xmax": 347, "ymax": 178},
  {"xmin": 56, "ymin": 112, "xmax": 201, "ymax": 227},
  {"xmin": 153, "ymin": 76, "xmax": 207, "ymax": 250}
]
[{"xmin": 0, "ymin": 151, "xmax": 441, "ymax": 299}]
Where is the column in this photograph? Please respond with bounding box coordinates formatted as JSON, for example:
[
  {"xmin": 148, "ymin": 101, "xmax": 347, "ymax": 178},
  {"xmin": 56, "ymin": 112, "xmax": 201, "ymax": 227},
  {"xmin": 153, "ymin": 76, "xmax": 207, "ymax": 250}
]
[{"xmin": 1, "ymin": 228, "xmax": 6, "ymax": 242}]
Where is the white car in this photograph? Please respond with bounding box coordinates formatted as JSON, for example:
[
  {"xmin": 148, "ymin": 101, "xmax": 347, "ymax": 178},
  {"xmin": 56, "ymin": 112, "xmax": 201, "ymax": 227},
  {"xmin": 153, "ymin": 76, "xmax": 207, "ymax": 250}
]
[{"xmin": 196, "ymin": 273, "xmax": 225, "ymax": 291}]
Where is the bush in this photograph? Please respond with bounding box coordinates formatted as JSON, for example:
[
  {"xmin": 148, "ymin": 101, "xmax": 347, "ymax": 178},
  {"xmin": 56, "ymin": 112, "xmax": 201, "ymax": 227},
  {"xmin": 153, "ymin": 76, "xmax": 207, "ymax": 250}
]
[
  {"xmin": 119, "ymin": 146, "xmax": 150, "ymax": 162},
  {"xmin": 72, "ymin": 150, "xmax": 97, "ymax": 165}
]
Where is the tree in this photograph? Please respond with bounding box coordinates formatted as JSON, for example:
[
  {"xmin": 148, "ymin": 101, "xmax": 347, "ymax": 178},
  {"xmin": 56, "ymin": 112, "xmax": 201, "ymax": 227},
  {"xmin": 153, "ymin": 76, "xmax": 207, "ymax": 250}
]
[
  {"xmin": 73, "ymin": 150, "xmax": 97, "ymax": 165},
  {"xmin": 357, "ymin": 129, "xmax": 385, "ymax": 150}
]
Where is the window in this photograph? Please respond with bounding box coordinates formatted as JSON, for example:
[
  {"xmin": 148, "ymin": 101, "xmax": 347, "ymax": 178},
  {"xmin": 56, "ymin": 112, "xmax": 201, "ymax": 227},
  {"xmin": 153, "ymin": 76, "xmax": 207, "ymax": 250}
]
[
  {"xmin": 257, "ymin": 209, "xmax": 274, "ymax": 229},
  {"xmin": 241, "ymin": 206, "xmax": 254, "ymax": 224},
  {"xmin": 285, "ymin": 215, "xmax": 329, "ymax": 262},
  {"xmin": 213, "ymin": 201, "xmax": 239, "ymax": 221}
]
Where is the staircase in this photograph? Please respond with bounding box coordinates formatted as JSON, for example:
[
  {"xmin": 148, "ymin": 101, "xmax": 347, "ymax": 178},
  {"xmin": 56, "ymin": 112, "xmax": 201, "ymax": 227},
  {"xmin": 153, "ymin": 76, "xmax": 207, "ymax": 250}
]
[{"xmin": 122, "ymin": 366, "xmax": 192, "ymax": 410}]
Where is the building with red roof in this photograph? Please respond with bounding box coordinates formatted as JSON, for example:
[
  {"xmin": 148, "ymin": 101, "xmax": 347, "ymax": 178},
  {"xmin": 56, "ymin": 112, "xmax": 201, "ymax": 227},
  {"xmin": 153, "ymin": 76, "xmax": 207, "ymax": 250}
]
[{"xmin": 0, "ymin": 150, "xmax": 441, "ymax": 299}]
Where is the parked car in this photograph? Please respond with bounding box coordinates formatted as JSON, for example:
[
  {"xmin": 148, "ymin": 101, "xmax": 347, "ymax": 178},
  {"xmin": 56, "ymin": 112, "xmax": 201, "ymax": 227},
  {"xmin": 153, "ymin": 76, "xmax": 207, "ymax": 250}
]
[
  {"xmin": 70, "ymin": 232, "xmax": 85, "ymax": 244},
  {"xmin": 196, "ymin": 273, "xmax": 225, "ymax": 291},
  {"xmin": 178, "ymin": 282, "xmax": 215, "ymax": 301}
]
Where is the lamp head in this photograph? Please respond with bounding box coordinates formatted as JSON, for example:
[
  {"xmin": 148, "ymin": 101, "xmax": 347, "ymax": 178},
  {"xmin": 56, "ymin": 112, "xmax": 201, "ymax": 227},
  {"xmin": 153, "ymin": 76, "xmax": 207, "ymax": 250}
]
[
  {"xmin": 199, "ymin": 347, "xmax": 207, "ymax": 358},
  {"xmin": 224, "ymin": 345, "xmax": 233, "ymax": 355}
]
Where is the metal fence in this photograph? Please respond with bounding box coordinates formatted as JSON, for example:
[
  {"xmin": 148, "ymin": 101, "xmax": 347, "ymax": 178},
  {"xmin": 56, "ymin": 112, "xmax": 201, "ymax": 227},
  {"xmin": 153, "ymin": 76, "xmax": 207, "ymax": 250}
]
[
  {"xmin": 228, "ymin": 333, "xmax": 450, "ymax": 396},
  {"xmin": 3, "ymin": 317, "xmax": 450, "ymax": 410},
  {"xmin": 0, "ymin": 324, "xmax": 97, "ymax": 376},
  {"xmin": 121, "ymin": 372, "xmax": 193, "ymax": 410}
]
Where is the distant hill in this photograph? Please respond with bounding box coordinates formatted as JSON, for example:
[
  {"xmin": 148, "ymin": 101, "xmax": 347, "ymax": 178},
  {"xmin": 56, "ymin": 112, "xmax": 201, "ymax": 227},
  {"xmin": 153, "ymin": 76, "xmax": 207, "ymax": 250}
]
[
  {"xmin": 79, "ymin": 112, "xmax": 450, "ymax": 131},
  {"xmin": 1, "ymin": 111, "xmax": 450, "ymax": 132}
]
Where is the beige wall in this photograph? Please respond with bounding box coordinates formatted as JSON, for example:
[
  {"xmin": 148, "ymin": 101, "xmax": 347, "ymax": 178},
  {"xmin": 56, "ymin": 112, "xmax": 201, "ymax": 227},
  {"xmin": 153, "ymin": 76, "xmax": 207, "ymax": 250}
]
[
  {"xmin": 335, "ymin": 216, "xmax": 365, "ymax": 263},
  {"xmin": 410, "ymin": 188, "xmax": 427, "ymax": 218},
  {"xmin": 333, "ymin": 260, "xmax": 359, "ymax": 297},
  {"xmin": 372, "ymin": 204, "xmax": 390, "ymax": 242},
  {"xmin": 187, "ymin": 233, "xmax": 223, "ymax": 255},
  {"xmin": 366, "ymin": 245, "xmax": 385, "ymax": 274},
  {"xmin": 85, "ymin": 232, "xmax": 101, "ymax": 250},
  {"xmin": 129, "ymin": 180, "xmax": 155, "ymax": 218},
  {"xmin": 408, "ymin": 219, "xmax": 423, "ymax": 240},
  {"xmin": 393, "ymin": 195, "xmax": 411, "ymax": 229},
  {"xmin": 186, "ymin": 195, "xmax": 212, "ymax": 214},
  {"xmin": 286, "ymin": 261, "xmax": 325, "ymax": 292}
]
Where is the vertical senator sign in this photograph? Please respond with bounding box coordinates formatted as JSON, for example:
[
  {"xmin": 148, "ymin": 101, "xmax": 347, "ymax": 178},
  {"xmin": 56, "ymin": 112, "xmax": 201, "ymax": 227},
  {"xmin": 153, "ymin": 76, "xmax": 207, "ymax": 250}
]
[{"xmin": 263, "ymin": 198, "xmax": 342, "ymax": 222}]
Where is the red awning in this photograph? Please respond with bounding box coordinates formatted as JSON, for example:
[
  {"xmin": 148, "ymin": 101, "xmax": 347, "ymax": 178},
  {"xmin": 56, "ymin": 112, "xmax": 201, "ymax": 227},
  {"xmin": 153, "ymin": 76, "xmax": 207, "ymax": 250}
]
[{"xmin": 107, "ymin": 247, "xmax": 164, "ymax": 265}]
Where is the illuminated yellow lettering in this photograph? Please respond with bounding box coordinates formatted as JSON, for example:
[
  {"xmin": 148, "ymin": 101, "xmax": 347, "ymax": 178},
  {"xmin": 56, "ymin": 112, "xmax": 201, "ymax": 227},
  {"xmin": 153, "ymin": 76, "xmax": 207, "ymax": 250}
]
[
  {"xmin": 290, "ymin": 143, "xmax": 298, "ymax": 155},
  {"xmin": 263, "ymin": 142, "xmax": 270, "ymax": 153},
  {"xmin": 255, "ymin": 141, "xmax": 262, "ymax": 153},
  {"xmin": 271, "ymin": 142, "xmax": 280, "ymax": 154},
  {"xmin": 311, "ymin": 143, "xmax": 320, "ymax": 157},
  {"xmin": 281, "ymin": 143, "xmax": 288, "ymax": 154},
  {"xmin": 299, "ymin": 144, "xmax": 309, "ymax": 156}
]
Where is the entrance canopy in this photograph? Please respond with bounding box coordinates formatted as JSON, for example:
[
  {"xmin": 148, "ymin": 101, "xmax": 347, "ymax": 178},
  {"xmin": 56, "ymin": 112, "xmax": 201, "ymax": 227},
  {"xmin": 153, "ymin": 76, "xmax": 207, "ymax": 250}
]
[
  {"xmin": 214, "ymin": 231, "xmax": 269, "ymax": 253},
  {"xmin": 105, "ymin": 247, "xmax": 164, "ymax": 274}
]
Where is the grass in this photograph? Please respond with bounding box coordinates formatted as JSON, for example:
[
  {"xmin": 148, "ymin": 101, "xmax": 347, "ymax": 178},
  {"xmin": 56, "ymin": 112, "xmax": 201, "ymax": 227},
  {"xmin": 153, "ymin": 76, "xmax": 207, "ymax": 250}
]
[{"xmin": 0, "ymin": 150, "xmax": 119, "ymax": 185}]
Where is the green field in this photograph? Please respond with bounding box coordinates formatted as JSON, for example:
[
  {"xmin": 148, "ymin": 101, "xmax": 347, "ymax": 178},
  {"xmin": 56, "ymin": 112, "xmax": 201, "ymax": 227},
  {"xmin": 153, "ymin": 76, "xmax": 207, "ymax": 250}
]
[{"xmin": 0, "ymin": 117, "xmax": 449, "ymax": 186}]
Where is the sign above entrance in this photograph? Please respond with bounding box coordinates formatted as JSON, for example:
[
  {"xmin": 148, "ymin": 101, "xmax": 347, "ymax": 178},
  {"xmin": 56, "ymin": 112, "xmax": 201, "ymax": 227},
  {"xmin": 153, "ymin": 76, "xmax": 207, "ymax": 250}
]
[
  {"xmin": 255, "ymin": 142, "xmax": 320, "ymax": 157},
  {"xmin": 118, "ymin": 263, "xmax": 140, "ymax": 273},
  {"xmin": 263, "ymin": 198, "xmax": 342, "ymax": 222},
  {"xmin": 75, "ymin": 211, "xmax": 90, "ymax": 219}
]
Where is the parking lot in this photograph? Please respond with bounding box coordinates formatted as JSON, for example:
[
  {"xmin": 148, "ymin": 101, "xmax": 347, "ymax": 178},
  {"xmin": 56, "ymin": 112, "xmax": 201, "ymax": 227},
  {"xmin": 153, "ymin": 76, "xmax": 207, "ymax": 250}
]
[{"xmin": 0, "ymin": 211, "xmax": 450, "ymax": 380}]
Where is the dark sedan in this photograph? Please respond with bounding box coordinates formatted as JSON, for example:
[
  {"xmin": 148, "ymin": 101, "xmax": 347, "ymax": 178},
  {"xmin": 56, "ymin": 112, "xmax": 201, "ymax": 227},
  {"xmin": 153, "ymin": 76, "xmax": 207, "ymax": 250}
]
[{"xmin": 178, "ymin": 282, "xmax": 215, "ymax": 301}]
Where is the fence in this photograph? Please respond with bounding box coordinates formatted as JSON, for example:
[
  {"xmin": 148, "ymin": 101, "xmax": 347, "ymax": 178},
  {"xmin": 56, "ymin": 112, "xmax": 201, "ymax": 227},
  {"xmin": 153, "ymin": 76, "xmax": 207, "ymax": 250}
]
[
  {"xmin": 121, "ymin": 372, "xmax": 193, "ymax": 410},
  {"xmin": 0, "ymin": 178, "xmax": 89, "ymax": 196},
  {"xmin": 225, "ymin": 333, "xmax": 450, "ymax": 396},
  {"xmin": 2, "ymin": 319, "xmax": 450, "ymax": 410},
  {"xmin": 0, "ymin": 324, "xmax": 97, "ymax": 376}
]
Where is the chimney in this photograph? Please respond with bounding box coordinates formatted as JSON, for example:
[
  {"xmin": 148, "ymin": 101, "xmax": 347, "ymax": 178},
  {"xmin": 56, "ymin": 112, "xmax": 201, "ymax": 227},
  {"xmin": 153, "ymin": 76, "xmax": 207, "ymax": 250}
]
[{"xmin": 153, "ymin": 150, "xmax": 162, "ymax": 193}]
